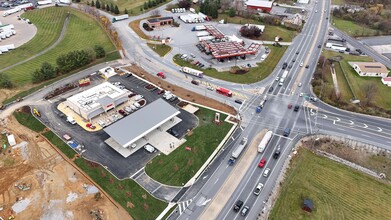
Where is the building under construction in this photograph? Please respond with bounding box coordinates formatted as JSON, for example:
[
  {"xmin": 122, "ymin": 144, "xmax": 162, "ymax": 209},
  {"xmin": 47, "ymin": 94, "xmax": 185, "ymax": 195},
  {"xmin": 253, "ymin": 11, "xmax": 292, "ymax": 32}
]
[{"xmin": 201, "ymin": 41, "xmax": 261, "ymax": 60}]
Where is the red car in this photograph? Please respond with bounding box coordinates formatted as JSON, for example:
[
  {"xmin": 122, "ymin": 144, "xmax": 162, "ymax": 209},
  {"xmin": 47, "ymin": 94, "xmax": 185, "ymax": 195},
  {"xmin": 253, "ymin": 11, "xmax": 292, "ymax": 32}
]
[
  {"xmin": 258, "ymin": 159, "xmax": 266, "ymax": 168},
  {"xmin": 118, "ymin": 109, "xmax": 127, "ymax": 116},
  {"xmin": 288, "ymin": 104, "xmax": 292, "ymax": 109},
  {"xmin": 157, "ymin": 89, "xmax": 165, "ymax": 95}
]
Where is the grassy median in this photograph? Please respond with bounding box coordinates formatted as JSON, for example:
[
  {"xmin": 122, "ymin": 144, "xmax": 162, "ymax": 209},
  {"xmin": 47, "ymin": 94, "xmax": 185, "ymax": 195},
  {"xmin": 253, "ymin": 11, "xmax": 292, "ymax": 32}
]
[
  {"xmin": 269, "ymin": 148, "xmax": 391, "ymax": 220},
  {"xmin": 147, "ymin": 43, "xmax": 171, "ymax": 57},
  {"xmin": 173, "ymin": 46, "xmax": 287, "ymax": 84},
  {"xmin": 145, "ymin": 108, "xmax": 233, "ymax": 186}
]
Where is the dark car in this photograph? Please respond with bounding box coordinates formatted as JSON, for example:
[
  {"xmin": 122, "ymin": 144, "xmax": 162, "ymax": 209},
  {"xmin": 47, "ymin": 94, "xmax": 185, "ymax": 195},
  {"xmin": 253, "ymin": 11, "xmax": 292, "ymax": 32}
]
[
  {"xmin": 283, "ymin": 128, "xmax": 291, "ymax": 137},
  {"xmin": 125, "ymin": 73, "xmax": 132, "ymax": 77},
  {"xmin": 305, "ymin": 65, "xmax": 309, "ymax": 68},
  {"xmin": 191, "ymin": 80, "xmax": 199, "ymax": 86},
  {"xmin": 233, "ymin": 200, "xmax": 243, "ymax": 212},
  {"xmin": 294, "ymin": 105, "xmax": 300, "ymax": 112},
  {"xmin": 118, "ymin": 109, "xmax": 127, "ymax": 116},
  {"xmin": 292, "ymin": 59, "xmax": 296, "ymax": 62},
  {"xmin": 318, "ymin": 44, "xmax": 322, "ymax": 48},
  {"xmin": 168, "ymin": 129, "xmax": 179, "ymax": 137},
  {"xmin": 296, "ymin": 51, "xmax": 299, "ymax": 55},
  {"xmin": 234, "ymin": 99, "xmax": 243, "ymax": 104},
  {"xmin": 268, "ymin": 86, "xmax": 274, "ymax": 92},
  {"xmin": 157, "ymin": 89, "xmax": 165, "ymax": 95},
  {"xmin": 273, "ymin": 149, "xmax": 281, "ymax": 159},
  {"xmin": 169, "ymin": 96, "xmax": 178, "ymax": 102},
  {"xmin": 282, "ymin": 62, "xmax": 288, "ymax": 69}
]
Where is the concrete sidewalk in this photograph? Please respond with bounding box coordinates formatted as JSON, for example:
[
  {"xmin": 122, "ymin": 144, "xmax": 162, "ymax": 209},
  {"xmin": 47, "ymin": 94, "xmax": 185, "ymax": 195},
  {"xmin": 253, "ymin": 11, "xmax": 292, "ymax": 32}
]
[{"xmin": 198, "ymin": 130, "xmax": 267, "ymax": 219}]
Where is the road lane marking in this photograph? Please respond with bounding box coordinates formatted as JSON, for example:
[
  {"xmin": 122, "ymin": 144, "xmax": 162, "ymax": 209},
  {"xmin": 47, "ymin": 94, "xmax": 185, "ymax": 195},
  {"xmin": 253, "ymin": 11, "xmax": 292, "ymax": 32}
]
[
  {"xmin": 363, "ymin": 123, "xmax": 368, "ymax": 128},
  {"xmin": 130, "ymin": 167, "xmax": 144, "ymax": 179},
  {"xmin": 214, "ymin": 178, "xmax": 219, "ymax": 184},
  {"xmin": 377, "ymin": 127, "xmax": 383, "ymax": 132}
]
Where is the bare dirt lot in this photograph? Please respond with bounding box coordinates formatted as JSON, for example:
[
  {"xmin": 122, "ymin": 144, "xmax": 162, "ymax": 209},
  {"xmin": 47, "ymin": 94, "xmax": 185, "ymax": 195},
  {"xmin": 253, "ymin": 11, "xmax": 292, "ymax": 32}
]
[
  {"xmin": 0, "ymin": 116, "xmax": 131, "ymax": 220},
  {"xmin": 125, "ymin": 65, "xmax": 237, "ymax": 115}
]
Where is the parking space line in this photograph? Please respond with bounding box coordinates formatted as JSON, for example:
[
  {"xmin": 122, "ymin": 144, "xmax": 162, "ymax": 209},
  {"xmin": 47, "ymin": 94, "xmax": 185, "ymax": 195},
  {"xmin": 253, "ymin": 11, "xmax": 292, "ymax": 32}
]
[{"xmin": 130, "ymin": 167, "xmax": 144, "ymax": 179}]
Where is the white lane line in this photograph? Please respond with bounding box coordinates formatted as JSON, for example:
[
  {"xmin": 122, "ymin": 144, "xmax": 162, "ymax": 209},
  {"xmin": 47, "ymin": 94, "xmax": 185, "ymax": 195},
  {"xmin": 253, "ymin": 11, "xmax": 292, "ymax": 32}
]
[
  {"xmin": 363, "ymin": 124, "xmax": 368, "ymax": 128},
  {"xmin": 214, "ymin": 178, "xmax": 219, "ymax": 185},
  {"xmin": 349, "ymin": 120, "xmax": 354, "ymax": 125},
  {"xmin": 152, "ymin": 185, "xmax": 161, "ymax": 194},
  {"xmin": 130, "ymin": 167, "xmax": 144, "ymax": 179},
  {"xmin": 322, "ymin": 114, "xmax": 327, "ymax": 119},
  {"xmin": 335, "ymin": 117, "xmax": 341, "ymax": 122},
  {"xmin": 377, "ymin": 127, "xmax": 383, "ymax": 132},
  {"xmin": 231, "ymin": 137, "xmax": 235, "ymax": 141}
]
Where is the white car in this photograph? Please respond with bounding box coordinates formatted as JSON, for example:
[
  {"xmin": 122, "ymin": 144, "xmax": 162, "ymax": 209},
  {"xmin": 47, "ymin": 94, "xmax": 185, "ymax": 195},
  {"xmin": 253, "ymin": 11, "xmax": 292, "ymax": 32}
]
[
  {"xmin": 298, "ymin": 83, "xmax": 302, "ymax": 87},
  {"xmin": 299, "ymin": 92, "xmax": 304, "ymax": 97},
  {"xmin": 275, "ymin": 77, "xmax": 280, "ymax": 81},
  {"xmin": 144, "ymin": 144, "xmax": 155, "ymax": 153},
  {"xmin": 263, "ymin": 168, "xmax": 270, "ymax": 177},
  {"xmin": 112, "ymin": 82, "xmax": 121, "ymax": 86},
  {"xmin": 207, "ymin": 86, "xmax": 214, "ymax": 91},
  {"xmin": 253, "ymin": 183, "xmax": 264, "ymax": 196},
  {"xmin": 300, "ymin": 62, "xmax": 303, "ymax": 67}
]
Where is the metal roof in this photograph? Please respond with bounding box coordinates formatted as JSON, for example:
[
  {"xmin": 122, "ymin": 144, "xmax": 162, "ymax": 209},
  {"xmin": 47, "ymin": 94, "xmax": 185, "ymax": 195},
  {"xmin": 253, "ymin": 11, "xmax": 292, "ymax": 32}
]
[{"xmin": 104, "ymin": 98, "xmax": 180, "ymax": 147}]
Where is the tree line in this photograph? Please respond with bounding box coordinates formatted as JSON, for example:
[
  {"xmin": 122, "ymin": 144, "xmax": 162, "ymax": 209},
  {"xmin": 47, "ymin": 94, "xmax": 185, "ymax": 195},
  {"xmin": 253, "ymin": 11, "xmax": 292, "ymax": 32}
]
[
  {"xmin": 31, "ymin": 45, "xmax": 105, "ymax": 84},
  {"xmin": 143, "ymin": 0, "xmax": 167, "ymax": 11},
  {"xmin": 87, "ymin": 0, "xmax": 120, "ymax": 14}
]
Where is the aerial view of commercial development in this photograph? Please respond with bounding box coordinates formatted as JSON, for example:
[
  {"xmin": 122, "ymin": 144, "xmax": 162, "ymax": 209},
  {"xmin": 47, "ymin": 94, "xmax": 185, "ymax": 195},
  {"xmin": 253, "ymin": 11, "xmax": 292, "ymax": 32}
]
[{"xmin": 1, "ymin": 0, "xmax": 391, "ymax": 219}]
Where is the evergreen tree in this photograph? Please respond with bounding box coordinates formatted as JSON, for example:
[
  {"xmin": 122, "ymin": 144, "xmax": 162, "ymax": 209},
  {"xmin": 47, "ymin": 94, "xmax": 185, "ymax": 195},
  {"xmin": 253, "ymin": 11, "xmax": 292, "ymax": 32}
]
[
  {"xmin": 124, "ymin": 8, "xmax": 128, "ymax": 14},
  {"xmin": 91, "ymin": 0, "xmax": 94, "ymax": 6},
  {"xmin": 148, "ymin": 0, "xmax": 152, "ymax": 8},
  {"xmin": 143, "ymin": 2, "xmax": 148, "ymax": 9},
  {"xmin": 114, "ymin": 5, "xmax": 119, "ymax": 14},
  {"xmin": 102, "ymin": 3, "xmax": 105, "ymax": 10},
  {"xmin": 95, "ymin": 0, "xmax": 100, "ymax": 8}
]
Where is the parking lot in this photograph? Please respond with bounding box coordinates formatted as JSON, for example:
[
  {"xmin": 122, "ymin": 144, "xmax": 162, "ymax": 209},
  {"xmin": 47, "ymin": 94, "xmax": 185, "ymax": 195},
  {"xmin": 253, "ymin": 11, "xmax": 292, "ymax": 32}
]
[
  {"xmin": 37, "ymin": 73, "xmax": 198, "ymax": 179},
  {"xmin": 139, "ymin": 14, "xmax": 267, "ymax": 70},
  {"xmin": 0, "ymin": 10, "xmax": 37, "ymax": 48}
]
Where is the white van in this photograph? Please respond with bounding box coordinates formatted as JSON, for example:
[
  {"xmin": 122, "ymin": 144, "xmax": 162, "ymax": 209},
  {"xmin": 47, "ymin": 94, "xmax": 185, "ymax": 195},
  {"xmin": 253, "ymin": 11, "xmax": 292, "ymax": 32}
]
[
  {"xmin": 260, "ymin": 54, "xmax": 267, "ymax": 61},
  {"xmin": 67, "ymin": 116, "xmax": 76, "ymax": 125},
  {"xmin": 144, "ymin": 144, "xmax": 155, "ymax": 153},
  {"xmin": 133, "ymin": 102, "xmax": 141, "ymax": 108}
]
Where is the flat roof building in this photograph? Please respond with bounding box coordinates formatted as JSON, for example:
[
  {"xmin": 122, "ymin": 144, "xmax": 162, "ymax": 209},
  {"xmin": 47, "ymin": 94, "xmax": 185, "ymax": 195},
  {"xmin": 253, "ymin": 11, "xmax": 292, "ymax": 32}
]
[
  {"xmin": 146, "ymin": 17, "xmax": 174, "ymax": 28},
  {"xmin": 349, "ymin": 62, "xmax": 389, "ymax": 77},
  {"xmin": 245, "ymin": 0, "xmax": 273, "ymax": 13},
  {"xmin": 104, "ymin": 99, "xmax": 182, "ymax": 157},
  {"xmin": 66, "ymin": 82, "xmax": 129, "ymax": 120}
]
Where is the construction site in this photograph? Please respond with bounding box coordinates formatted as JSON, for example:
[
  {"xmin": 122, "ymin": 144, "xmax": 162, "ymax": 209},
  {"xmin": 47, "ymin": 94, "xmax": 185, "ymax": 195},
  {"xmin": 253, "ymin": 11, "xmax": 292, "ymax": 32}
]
[{"xmin": 0, "ymin": 114, "xmax": 131, "ymax": 220}]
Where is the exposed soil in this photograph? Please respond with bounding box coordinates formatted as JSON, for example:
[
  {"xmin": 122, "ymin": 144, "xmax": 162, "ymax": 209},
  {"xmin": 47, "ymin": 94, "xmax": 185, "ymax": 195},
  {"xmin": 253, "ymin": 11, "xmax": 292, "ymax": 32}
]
[
  {"xmin": 125, "ymin": 65, "xmax": 237, "ymax": 115},
  {"xmin": 0, "ymin": 116, "xmax": 132, "ymax": 220}
]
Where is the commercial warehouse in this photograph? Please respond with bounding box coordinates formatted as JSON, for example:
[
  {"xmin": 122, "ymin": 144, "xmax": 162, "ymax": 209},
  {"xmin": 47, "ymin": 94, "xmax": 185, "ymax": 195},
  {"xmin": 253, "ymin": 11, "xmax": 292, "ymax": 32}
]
[
  {"xmin": 65, "ymin": 82, "xmax": 129, "ymax": 120},
  {"xmin": 104, "ymin": 99, "xmax": 184, "ymax": 157}
]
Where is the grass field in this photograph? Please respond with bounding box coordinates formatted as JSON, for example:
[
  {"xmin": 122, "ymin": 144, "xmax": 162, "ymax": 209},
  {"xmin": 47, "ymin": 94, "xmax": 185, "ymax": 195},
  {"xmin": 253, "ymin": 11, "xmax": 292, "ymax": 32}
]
[
  {"xmin": 147, "ymin": 43, "xmax": 171, "ymax": 57},
  {"xmin": 331, "ymin": 0, "xmax": 346, "ymax": 4},
  {"xmin": 321, "ymin": 50, "xmax": 391, "ymax": 109},
  {"xmin": 3, "ymin": 7, "xmax": 117, "ymax": 85},
  {"xmin": 332, "ymin": 17, "xmax": 381, "ymax": 37},
  {"xmin": 0, "ymin": 8, "xmax": 67, "ymax": 70},
  {"xmin": 13, "ymin": 109, "xmax": 46, "ymax": 133},
  {"xmin": 215, "ymin": 14, "xmax": 297, "ymax": 42},
  {"xmin": 42, "ymin": 131, "xmax": 76, "ymax": 159},
  {"xmin": 75, "ymin": 158, "xmax": 167, "ymax": 220},
  {"xmin": 269, "ymin": 148, "xmax": 391, "ymax": 220},
  {"xmin": 173, "ymin": 46, "xmax": 287, "ymax": 84},
  {"xmin": 145, "ymin": 108, "xmax": 233, "ymax": 186}
]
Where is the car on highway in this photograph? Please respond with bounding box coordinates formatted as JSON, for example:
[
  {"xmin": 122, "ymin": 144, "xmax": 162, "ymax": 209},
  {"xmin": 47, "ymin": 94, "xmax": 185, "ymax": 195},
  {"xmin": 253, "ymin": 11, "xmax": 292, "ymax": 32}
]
[
  {"xmin": 282, "ymin": 62, "xmax": 288, "ymax": 69},
  {"xmin": 235, "ymin": 99, "xmax": 243, "ymax": 104},
  {"xmin": 288, "ymin": 104, "xmax": 292, "ymax": 109},
  {"xmin": 273, "ymin": 148, "xmax": 281, "ymax": 159},
  {"xmin": 268, "ymin": 86, "xmax": 273, "ymax": 92},
  {"xmin": 233, "ymin": 200, "xmax": 243, "ymax": 212},
  {"xmin": 318, "ymin": 44, "xmax": 321, "ymax": 48},
  {"xmin": 298, "ymin": 83, "xmax": 302, "ymax": 87},
  {"xmin": 310, "ymin": 97, "xmax": 318, "ymax": 102},
  {"xmin": 275, "ymin": 77, "xmax": 280, "ymax": 81},
  {"xmin": 300, "ymin": 62, "xmax": 303, "ymax": 67},
  {"xmin": 258, "ymin": 158, "xmax": 266, "ymax": 168},
  {"xmin": 292, "ymin": 59, "xmax": 295, "ymax": 62},
  {"xmin": 305, "ymin": 65, "xmax": 310, "ymax": 68},
  {"xmin": 254, "ymin": 183, "xmax": 264, "ymax": 196},
  {"xmin": 241, "ymin": 206, "xmax": 250, "ymax": 216},
  {"xmin": 191, "ymin": 80, "xmax": 199, "ymax": 86},
  {"xmin": 168, "ymin": 129, "xmax": 179, "ymax": 137},
  {"xmin": 207, "ymin": 86, "xmax": 214, "ymax": 91},
  {"xmin": 296, "ymin": 51, "xmax": 299, "ymax": 55},
  {"xmin": 294, "ymin": 105, "xmax": 300, "ymax": 112},
  {"xmin": 263, "ymin": 168, "xmax": 270, "ymax": 177},
  {"xmin": 288, "ymin": 64, "xmax": 293, "ymax": 69},
  {"xmin": 299, "ymin": 92, "xmax": 303, "ymax": 97}
]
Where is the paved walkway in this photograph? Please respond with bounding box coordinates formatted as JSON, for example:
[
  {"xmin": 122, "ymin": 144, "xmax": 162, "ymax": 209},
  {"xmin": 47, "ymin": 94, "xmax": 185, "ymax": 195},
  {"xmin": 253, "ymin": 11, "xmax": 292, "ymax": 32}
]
[
  {"xmin": 131, "ymin": 168, "xmax": 182, "ymax": 202},
  {"xmin": 0, "ymin": 14, "xmax": 70, "ymax": 72},
  {"xmin": 330, "ymin": 65, "xmax": 340, "ymax": 97}
]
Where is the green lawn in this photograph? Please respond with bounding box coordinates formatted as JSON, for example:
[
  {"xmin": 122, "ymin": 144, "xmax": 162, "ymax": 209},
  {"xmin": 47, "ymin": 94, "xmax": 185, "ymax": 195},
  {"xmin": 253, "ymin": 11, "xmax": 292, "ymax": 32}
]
[
  {"xmin": 145, "ymin": 108, "xmax": 233, "ymax": 186},
  {"xmin": 173, "ymin": 46, "xmax": 287, "ymax": 84},
  {"xmin": 215, "ymin": 14, "xmax": 297, "ymax": 42},
  {"xmin": 2, "ymin": 7, "xmax": 117, "ymax": 85},
  {"xmin": 269, "ymin": 148, "xmax": 391, "ymax": 220},
  {"xmin": 75, "ymin": 158, "xmax": 167, "ymax": 220},
  {"xmin": 323, "ymin": 51, "xmax": 391, "ymax": 109},
  {"xmin": 331, "ymin": 0, "xmax": 346, "ymax": 4},
  {"xmin": 0, "ymin": 7, "xmax": 67, "ymax": 70},
  {"xmin": 332, "ymin": 17, "xmax": 381, "ymax": 37},
  {"xmin": 13, "ymin": 108, "xmax": 46, "ymax": 133},
  {"xmin": 147, "ymin": 43, "xmax": 171, "ymax": 57}
]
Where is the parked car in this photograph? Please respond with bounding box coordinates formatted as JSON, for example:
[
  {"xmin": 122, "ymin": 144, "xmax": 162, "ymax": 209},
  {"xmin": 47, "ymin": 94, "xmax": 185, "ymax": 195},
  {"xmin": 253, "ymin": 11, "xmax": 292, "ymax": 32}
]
[
  {"xmin": 207, "ymin": 86, "xmax": 214, "ymax": 91},
  {"xmin": 157, "ymin": 89, "xmax": 165, "ymax": 95},
  {"xmin": 253, "ymin": 183, "xmax": 264, "ymax": 196},
  {"xmin": 258, "ymin": 158, "xmax": 266, "ymax": 168},
  {"xmin": 169, "ymin": 96, "xmax": 178, "ymax": 102},
  {"xmin": 168, "ymin": 129, "xmax": 179, "ymax": 137},
  {"xmin": 118, "ymin": 109, "xmax": 127, "ymax": 116},
  {"xmin": 144, "ymin": 144, "xmax": 155, "ymax": 153}
]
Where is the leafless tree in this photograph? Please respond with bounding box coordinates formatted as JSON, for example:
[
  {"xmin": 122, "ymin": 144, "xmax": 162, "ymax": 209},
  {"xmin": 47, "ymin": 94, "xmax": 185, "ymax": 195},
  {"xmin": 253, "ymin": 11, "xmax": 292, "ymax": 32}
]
[
  {"xmin": 151, "ymin": 9, "xmax": 161, "ymax": 17},
  {"xmin": 363, "ymin": 82, "xmax": 377, "ymax": 105}
]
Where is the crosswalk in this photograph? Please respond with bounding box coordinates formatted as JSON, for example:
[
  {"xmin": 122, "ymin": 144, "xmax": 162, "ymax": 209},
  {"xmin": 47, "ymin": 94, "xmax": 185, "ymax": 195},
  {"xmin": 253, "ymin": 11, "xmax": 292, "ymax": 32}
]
[{"xmin": 178, "ymin": 199, "xmax": 193, "ymax": 215}]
